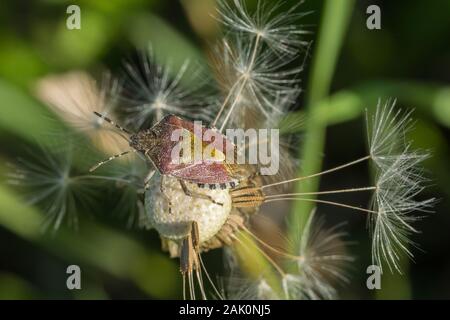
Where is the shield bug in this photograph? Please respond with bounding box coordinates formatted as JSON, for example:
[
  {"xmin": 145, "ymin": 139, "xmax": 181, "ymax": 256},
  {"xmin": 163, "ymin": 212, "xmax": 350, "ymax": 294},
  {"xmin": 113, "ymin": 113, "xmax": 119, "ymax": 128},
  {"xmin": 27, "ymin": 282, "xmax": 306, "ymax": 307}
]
[
  {"xmin": 89, "ymin": 112, "xmax": 252, "ymax": 205},
  {"xmin": 90, "ymin": 112, "xmax": 257, "ymax": 298}
]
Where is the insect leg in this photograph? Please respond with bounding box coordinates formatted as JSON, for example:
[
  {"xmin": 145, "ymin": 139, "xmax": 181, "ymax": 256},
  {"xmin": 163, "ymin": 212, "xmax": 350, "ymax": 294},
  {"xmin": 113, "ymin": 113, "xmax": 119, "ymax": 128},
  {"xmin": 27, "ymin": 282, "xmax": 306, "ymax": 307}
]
[
  {"xmin": 179, "ymin": 180, "xmax": 223, "ymax": 206},
  {"xmin": 143, "ymin": 170, "xmax": 156, "ymax": 191},
  {"xmin": 246, "ymin": 171, "xmax": 261, "ymax": 185},
  {"xmin": 160, "ymin": 176, "xmax": 172, "ymax": 214},
  {"xmin": 135, "ymin": 170, "xmax": 156, "ymax": 194}
]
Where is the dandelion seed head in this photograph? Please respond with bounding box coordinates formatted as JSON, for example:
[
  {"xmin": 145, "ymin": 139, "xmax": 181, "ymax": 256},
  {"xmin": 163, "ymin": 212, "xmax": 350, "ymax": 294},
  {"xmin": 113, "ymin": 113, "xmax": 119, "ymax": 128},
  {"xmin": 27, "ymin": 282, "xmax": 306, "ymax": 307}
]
[
  {"xmin": 211, "ymin": 37, "xmax": 302, "ymax": 129},
  {"xmin": 219, "ymin": 250, "xmax": 281, "ymax": 300},
  {"xmin": 218, "ymin": 275, "xmax": 280, "ymax": 300},
  {"xmin": 145, "ymin": 175, "xmax": 232, "ymax": 243},
  {"xmin": 98, "ymin": 158, "xmax": 150, "ymax": 228},
  {"xmin": 210, "ymin": 0, "xmax": 307, "ymax": 131},
  {"xmin": 284, "ymin": 212, "xmax": 352, "ymax": 299},
  {"xmin": 216, "ymin": 0, "xmax": 309, "ymax": 56},
  {"xmin": 120, "ymin": 50, "xmax": 213, "ymax": 131},
  {"xmin": 256, "ymin": 279, "xmax": 280, "ymax": 299},
  {"xmin": 219, "ymin": 212, "xmax": 352, "ymax": 300},
  {"xmin": 7, "ymin": 142, "xmax": 98, "ymax": 231}
]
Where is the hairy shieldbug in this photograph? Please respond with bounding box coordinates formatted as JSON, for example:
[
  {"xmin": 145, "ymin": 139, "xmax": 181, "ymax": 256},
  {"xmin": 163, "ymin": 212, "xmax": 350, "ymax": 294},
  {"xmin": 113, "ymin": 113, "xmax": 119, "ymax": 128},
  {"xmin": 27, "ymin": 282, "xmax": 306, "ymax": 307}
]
[
  {"xmin": 89, "ymin": 112, "xmax": 265, "ymax": 287},
  {"xmin": 90, "ymin": 112, "xmax": 251, "ymax": 204}
]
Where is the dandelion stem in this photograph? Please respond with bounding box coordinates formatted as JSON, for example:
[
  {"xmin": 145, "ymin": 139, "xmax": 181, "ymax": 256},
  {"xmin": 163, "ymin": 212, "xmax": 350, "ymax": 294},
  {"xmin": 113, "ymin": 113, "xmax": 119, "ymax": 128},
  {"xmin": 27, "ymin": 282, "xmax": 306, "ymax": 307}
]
[
  {"xmin": 265, "ymin": 186, "xmax": 376, "ymax": 198},
  {"xmin": 188, "ymin": 272, "xmax": 195, "ymax": 300},
  {"xmin": 195, "ymin": 268, "xmax": 207, "ymax": 300},
  {"xmin": 218, "ymin": 77, "xmax": 247, "ymax": 132},
  {"xmin": 182, "ymin": 275, "xmax": 186, "ymax": 300},
  {"xmin": 198, "ymin": 254, "xmax": 224, "ymax": 300},
  {"xmin": 268, "ymin": 197, "xmax": 377, "ymax": 214},
  {"xmin": 210, "ymin": 78, "xmax": 242, "ymax": 128}
]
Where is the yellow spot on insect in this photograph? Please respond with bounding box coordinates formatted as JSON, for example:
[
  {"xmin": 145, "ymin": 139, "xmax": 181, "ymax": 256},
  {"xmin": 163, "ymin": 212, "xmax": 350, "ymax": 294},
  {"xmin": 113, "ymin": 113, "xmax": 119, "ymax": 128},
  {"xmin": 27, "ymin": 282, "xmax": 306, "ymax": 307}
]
[{"xmin": 178, "ymin": 129, "xmax": 226, "ymax": 164}]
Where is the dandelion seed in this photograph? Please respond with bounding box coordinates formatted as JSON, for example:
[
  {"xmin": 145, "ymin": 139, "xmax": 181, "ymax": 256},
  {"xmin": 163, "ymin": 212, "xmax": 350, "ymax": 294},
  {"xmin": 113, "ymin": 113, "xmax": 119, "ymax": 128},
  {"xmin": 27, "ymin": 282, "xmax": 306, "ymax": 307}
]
[
  {"xmin": 105, "ymin": 159, "xmax": 150, "ymax": 228},
  {"xmin": 211, "ymin": 0, "xmax": 308, "ymax": 131},
  {"xmin": 215, "ymin": 249, "xmax": 275, "ymax": 300},
  {"xmin": 219, "ymin": 212, "xmax": 351, "ymax": 300},
  {"xmin": 282, "ymin": 212, "xmax": 353, "ymax": 300},
  {"xmin": 212, "ymin": 38, "xmax": 302, "ymax": 128},
  {"xmin": 367, "ymin": 100, "xmax": 435, "ymax": 273},
  {"xmin": 7, "ymin": 142, "xmax": 99, "ymax": 231},
  {"xmin": 230, "ymin": 100, "xmax": 433, "ymax": 275},
  {"xmin": 216, "ymin": 0, "xmax": 310, "ymax": 56},
  {"xmin": 120, "ymin": 50, "xmax": 213, "ymax": 131},
  {"xmin": 220, "ymin": 275, "xmax": 280, "ymax": 300}
]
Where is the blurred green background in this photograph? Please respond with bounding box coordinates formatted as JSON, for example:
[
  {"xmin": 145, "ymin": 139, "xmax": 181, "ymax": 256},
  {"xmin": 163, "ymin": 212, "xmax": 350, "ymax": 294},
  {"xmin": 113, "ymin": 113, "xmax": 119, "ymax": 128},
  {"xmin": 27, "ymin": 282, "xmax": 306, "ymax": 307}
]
[{"xmin": 0, "ymin": 0, "xmax": 449, "ymax": 299}]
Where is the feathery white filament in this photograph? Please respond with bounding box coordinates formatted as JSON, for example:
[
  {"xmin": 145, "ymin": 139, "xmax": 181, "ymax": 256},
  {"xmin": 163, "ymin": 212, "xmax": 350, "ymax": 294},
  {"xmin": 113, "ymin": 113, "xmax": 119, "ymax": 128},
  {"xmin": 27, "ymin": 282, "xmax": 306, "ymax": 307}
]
[
  {"xmin": 216, "ymin": 0, "xmax": 310, "ymax": 56},
  {"xmin": 8, "ymin": 143, "xmax": 100, "ymax": 231},
  {"xmin": 282, "ymin": 213, "xmax": 352, "ymax": 300},
  {"xmin": 212, "ymin": 0, "xmax": 307, "ymax": 130},
  {"xmin": 367, "ymin": 100, "xmax": 435, "ymax": 273},
  {"xmin": 121, "ymin": 50, "xmax": 212, "ymax": 130}
]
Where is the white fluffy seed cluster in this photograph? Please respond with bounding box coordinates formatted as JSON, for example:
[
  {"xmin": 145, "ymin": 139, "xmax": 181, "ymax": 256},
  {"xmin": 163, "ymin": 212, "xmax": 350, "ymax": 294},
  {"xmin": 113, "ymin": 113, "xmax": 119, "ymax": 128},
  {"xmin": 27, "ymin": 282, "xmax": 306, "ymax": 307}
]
[{"xmin": 145, "ymin": 176, "xmax": 232, "ymax": 243}]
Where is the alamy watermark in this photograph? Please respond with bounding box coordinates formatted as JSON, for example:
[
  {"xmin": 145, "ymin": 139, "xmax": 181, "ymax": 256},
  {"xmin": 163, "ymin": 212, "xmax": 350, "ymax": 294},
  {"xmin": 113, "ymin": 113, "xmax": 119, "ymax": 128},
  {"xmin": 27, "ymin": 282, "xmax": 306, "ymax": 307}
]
[
  {"xmin": 170, "ymin": 121, "xmax": 280, "ymax": 175},
  {"xmin": 366, "ymin": 265, "xmax": 381, "ymax": 290},
  {"xmin": 66, "ymin": 5, "xmax": 81, "ymax": 30},
  {"xmin": 66, "ymin": 265, "xmax": 81, "ymax": 290},
  {"xmin": 366, "ymin": 5, "xmax": 381, "ymax": 30}
]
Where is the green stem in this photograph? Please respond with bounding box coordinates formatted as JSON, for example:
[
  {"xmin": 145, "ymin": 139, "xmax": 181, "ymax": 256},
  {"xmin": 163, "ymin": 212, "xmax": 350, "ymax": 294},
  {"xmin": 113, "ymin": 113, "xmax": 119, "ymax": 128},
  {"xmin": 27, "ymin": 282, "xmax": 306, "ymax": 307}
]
[{"xmin": 288, "ymin": 0, "xmax": 355, "ymax": 250}]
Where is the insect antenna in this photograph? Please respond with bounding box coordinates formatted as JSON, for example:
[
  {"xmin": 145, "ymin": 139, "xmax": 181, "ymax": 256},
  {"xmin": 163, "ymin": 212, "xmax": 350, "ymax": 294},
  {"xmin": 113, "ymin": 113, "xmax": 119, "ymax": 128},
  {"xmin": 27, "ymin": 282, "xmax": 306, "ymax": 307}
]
[
  {"xmin": 93, "ymin": 111, "xmax": 134, "ymax": 135},
  {"xmin": 89, "ymin": 150, "xmax": 136, "ymax": 172}
]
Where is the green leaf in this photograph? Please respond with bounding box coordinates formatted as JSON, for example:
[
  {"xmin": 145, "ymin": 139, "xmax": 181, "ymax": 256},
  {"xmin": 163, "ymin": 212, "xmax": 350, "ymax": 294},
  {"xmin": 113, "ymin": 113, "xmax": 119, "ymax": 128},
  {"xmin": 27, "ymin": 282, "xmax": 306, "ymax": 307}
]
[
  {"xmin": 0, "ymin": 79, "xmax": 62, "ymax": 142},
  {"xmin": 127, "ymin": 13, "xmax": 210, "ymax": 81}
]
